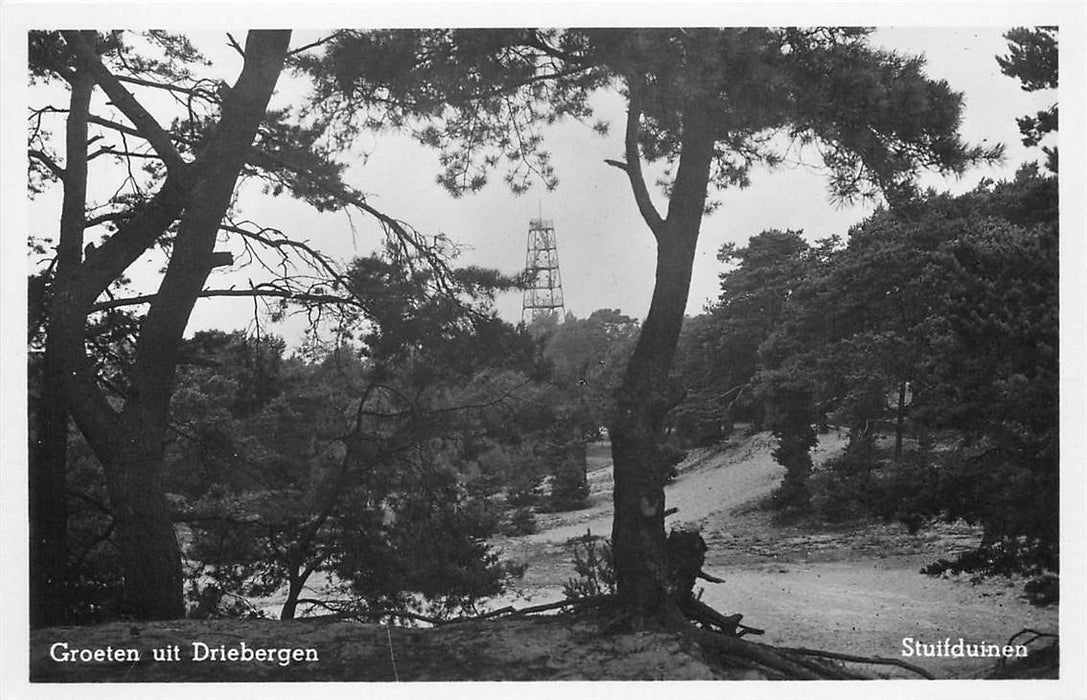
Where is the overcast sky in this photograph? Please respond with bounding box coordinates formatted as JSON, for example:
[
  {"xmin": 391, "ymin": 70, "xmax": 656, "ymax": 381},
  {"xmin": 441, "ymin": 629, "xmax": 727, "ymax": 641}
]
[
  {"xmin": 169, "ymin": 24, "xmax": 1057, "ymax": 348},
  {"xmin": 11, "ymin": 9, "xmax": 1069, "ymax": 350}
]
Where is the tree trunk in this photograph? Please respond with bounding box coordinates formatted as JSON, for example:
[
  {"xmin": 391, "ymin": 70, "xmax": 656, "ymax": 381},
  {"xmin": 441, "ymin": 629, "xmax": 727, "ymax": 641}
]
[
  {"xmin": 280, "ymin": 574, "xmax": 305, "ymax": 621},
  {"xmin": 609, "ymin": 104, "xmax": 715, "ymax": 626},
  {"xmin": 47, "ymin": 30, "xmax": 292, "ymax": 620},
  {"xmin": 30, "ymin": 59, "xmax": 96, "ymax": 627},
  {"xmin": 102, "ymin": 433, "xmax": 185, "ymax": 619},
  {"xmin": 29, "ymin": 357, "xmax": 70, "ymax": 627},
  {"xmin": 610, "ymin": 232, "xmax": 700, "ymax": 625}
]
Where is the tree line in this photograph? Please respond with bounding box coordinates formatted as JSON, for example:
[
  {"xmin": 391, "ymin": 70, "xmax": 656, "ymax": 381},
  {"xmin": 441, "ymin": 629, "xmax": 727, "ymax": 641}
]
[{"xmin": 667, "ymin": 26, "xmax": 1057, "ymax": 577}]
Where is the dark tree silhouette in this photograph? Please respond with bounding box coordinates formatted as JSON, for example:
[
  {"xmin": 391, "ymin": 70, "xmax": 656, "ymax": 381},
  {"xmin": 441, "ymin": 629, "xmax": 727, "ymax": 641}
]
[{"xmin": 28, "ymin": 29, "xmax": 459, "ymax": 621}]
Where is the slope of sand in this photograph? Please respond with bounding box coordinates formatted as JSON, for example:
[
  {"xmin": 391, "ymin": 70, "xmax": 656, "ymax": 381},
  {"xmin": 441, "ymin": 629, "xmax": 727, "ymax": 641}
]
[{"xmin": 495, "ymin": 431, "xmax": 1059, "ymax": 679}]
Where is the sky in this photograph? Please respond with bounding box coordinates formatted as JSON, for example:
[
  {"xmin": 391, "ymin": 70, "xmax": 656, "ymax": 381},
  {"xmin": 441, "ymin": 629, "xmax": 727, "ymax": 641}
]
[
  {"xmin": 7, "ymin": 6, "xmax": 1075, "ymax": 354},
  {"xmin": 163, "ymin": 24, "xmax": 1060, "ymax": 346}
]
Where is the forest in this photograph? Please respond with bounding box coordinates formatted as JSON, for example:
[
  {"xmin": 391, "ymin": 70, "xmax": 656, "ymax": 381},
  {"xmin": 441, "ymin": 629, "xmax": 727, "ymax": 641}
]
[{"xmin": 22, "ymin": 26, "xmax": 1060, "ymax": 685}]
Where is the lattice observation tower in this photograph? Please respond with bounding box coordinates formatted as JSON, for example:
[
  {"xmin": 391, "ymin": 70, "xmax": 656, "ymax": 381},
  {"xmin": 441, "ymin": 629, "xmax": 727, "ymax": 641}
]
[{"xmin": 521, "ymin": 218, "xmax": 565, "ymax": 324}]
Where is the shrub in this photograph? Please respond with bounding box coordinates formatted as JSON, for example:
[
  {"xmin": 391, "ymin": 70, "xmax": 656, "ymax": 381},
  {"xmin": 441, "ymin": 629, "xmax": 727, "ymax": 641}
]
[
  {"xmin": 920, "ymin": 537, "xmax": 1054, "ymax": 580},
  {"xmin": 562, "ymin": 531, "xmax": 615, "ymax": 599},
  {"xmin": 506, "ymin": 470, "xmax": 543, "ymax": 508},
  {"xmin": 808, "ymin": 437, "xmax": 880, "ymax": 522},
  {"xmin": 548, "ymin": 454, "xmax": 589, "ymax": 512},
  {"xmin": 500, "ymin": 506, "xmax": 537, "ymax": 536}
]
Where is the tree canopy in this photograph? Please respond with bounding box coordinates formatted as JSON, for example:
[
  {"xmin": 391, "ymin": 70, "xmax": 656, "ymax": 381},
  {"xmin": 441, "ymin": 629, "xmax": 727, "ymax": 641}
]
[{"xmin": 997, "ymin": 26, "xmax": 1058, "ymax": 171}]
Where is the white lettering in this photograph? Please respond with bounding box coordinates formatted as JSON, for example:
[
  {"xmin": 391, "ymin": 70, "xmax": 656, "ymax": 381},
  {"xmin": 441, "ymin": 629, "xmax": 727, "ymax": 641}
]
[
  {"xmin": 188, "ymin": 641, "xmax": 318, "ymax": 665},
  {"xmin": 48, "ymin": 642, "xmax": 139, "ymax": 663},
  {"xmin": 902, "ymin": 637, "xmax": 1032, "ymax": 660}
]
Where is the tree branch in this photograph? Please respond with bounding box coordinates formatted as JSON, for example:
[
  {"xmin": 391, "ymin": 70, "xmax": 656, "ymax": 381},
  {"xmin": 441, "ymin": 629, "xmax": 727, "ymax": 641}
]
[
  {"xmin": 287, "ymin": 31, "xmax": 346, "ymax": 57},
  {"xmin": 88, "ymin": 286, "xmax": 357, "ymax": 313},
  {"xmin": 61, "ymin": 31, "xmax": 191, "ymax": 181},
  {"xmin": 616, "ymin": 80, "xmax": 664, "ymax": 237},
  {"xmin": 221, "ymin": 221, "xmax": 347, "ymax": 287},
  {"xmin": 245, "ymin": 147, "xmax": 461, "ymax": 298},
  {"xmin": 226, "ymin": 33, "xmax": 246, "ymax": 58},
  {"xmin": 127, "ymin": 30, "xmax": 291, "ymax": 430},
  {"xmin": 28, "ymin": 149, "xmax": 65, "ymax": 178},
  {"xmin": 87, "ymin": 114, "xmax": 145, "ymax": 140},
  {"xmin": 115, "ymin": 73, "xmax": 220, "ymax": 101},
  {"xmin": 83, "ymin": 211, "xmax": 130, "ymax": 229},
  {"xmin": 74, "ymin": 175, "xmax": 189, "ymax": 307},
  {"xmin": 88, "ymin": 147, "xmax": 162, "ymax": 162}
]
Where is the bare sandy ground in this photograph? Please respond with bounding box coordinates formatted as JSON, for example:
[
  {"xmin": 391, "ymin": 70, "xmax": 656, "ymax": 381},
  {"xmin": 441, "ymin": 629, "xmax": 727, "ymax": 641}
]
[
  {"xmin": 494, "ymin": 431, "xmax": 1059, "ymax": 679},
  {"xmin": 523, "ymin": 432, "xmax": 797, "ymax": 543}
]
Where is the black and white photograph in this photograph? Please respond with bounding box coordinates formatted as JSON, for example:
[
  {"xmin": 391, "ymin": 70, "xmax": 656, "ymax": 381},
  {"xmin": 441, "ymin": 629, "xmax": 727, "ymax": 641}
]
[{"xmin": 2, "ymin": 2, "xmax": 1084, "ymax": 698}]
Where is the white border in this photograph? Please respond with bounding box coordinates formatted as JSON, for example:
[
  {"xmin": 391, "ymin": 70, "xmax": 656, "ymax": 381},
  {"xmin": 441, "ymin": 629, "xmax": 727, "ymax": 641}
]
[{"xmin": 2, "ymin": 3, "xmax": 1085, "ymax": 699}]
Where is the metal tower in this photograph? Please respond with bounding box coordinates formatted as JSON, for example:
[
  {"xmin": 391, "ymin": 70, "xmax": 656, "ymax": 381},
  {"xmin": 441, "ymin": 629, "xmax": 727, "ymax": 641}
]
[{"xmin": 522, "ymin": 218, "xmax": 565, "ymax": 324}]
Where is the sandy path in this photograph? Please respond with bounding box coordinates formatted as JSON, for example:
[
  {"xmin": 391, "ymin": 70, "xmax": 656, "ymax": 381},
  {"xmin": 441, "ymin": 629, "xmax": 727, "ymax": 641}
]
[
  {"xmin": 497, "ymin": 431, "xmax": 1058, "ymax": 679},
  {"xmin": 699, "ymin": 558, "xmax": 1055, "ymax": 678},
  {"xmin": 522, "ymin": 431, "xmax": 815, "ymax": 544}
]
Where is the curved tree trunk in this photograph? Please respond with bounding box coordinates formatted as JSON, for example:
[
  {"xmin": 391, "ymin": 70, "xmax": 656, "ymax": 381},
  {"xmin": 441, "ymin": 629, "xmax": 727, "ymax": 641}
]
[
  {"xmin": 610, "ymin": 231, "xmax": 700, "ymax": 625},
  {"xmin": 609, "ymin": 102, "xmax": 715, "ymax": 625}
]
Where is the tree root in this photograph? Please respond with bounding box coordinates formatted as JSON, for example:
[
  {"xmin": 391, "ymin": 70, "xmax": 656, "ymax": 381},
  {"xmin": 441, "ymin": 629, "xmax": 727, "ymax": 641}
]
[
  {"xmin": 333, "ymin": 594, "xmax": 939, "ymax": 680},
  {"xmin": 781, "ymin": 646, "xmax": 934, "ymax": 679},
  {"xmin": 477, "ymin": 594, "xmax": 932, "ymax": 680},
  {"xmin": 682, "ymin": 597, "xmax": 764, "ymax": 637},
  {"xmin": 686, "ymin": 626, "xmax": 855, "ymax": 680}
]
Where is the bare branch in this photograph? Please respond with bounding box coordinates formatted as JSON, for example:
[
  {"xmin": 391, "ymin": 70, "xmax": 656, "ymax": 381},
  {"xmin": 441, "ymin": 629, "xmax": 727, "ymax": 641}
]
[
  {"xmin": 226, "ymin": 32, "xmax": 245, "ymax": 58},
  {"xmin": 86, "ymin": 114, "xmax": 143, "ymax": 139},
  {"xmin": 115, "ymin": 73, "xmax": 221, "ymax": 101},
  {"xmin": 88, "ymin": 286, "xmax": 359, "ymax": 313},
  {"xmin": 83, "ymin": 211, "xmax": 130, "ymax": 229},
  {"xmin": 88, "ymin": 147, "xmax": 161, "ymax": 162},
  {"xmin": 245, "ymin": 147, "xmax": 462, "ymax": 298},
  {"xmin": 61, "ymin": 31, "xmax": 191, "ymax": 180},
  {"xmin": 221, "ymin": 222, "xmax": 346, "ymax": 284},
  {"xmin": 287, "ymin": 31, "xmax": 347, "ymax": 57}
]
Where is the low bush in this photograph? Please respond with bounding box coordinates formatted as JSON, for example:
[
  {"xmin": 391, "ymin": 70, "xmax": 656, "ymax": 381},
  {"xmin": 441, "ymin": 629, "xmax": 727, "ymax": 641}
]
[
  {"xmin": 562, "ymin": 531, "xmax": 615, "ymax": 599},
  {"xmin": 500, "ymin": 506, "xmax": 537, "ymax": 536}
]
